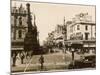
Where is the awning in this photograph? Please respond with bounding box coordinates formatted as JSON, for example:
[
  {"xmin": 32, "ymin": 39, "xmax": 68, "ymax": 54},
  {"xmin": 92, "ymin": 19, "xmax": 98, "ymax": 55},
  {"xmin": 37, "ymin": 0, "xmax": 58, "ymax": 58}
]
[
  {"xmin": 55, "ymin": 39, "xmax": 63, "ymax": 43},
  {"xmin": 11, "ymin": 47, "xmax": 24, "ymax": 51},
  {"xmin": 66, "ymin": 40, "xmax": 83, "ymax": 44}
]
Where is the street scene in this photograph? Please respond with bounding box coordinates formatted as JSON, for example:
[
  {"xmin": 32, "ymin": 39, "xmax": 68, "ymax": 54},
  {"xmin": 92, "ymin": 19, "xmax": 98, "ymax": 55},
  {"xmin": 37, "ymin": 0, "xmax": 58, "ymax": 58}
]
[{"xmin": 11, "ymin": 0, "xmax": 96, "ymax": 74}]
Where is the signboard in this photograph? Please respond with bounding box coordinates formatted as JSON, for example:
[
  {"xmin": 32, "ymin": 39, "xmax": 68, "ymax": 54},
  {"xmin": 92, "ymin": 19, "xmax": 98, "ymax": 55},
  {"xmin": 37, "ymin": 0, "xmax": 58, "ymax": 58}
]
[{"xmin": 84, "ymin": 43, "xmax": 96, "ymax": 47}]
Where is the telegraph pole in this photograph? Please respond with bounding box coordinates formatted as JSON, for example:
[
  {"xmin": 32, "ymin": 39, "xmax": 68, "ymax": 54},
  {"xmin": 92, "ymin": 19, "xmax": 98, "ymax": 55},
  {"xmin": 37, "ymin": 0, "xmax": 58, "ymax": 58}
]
[
  {"xmin": 63, "ymin": 16, "xmax": 66, "ymax": 53},
  {"xmin": 63, "ymin": 17, "xmax": 67, "ymax": 66}
]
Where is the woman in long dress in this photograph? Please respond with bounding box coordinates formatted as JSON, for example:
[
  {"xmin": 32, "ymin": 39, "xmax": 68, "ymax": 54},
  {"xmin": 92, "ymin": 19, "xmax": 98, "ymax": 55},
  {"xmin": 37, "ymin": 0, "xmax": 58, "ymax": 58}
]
[{"xmin": 16, "ymin": 53, "xmax": 21, "ymax": 66}]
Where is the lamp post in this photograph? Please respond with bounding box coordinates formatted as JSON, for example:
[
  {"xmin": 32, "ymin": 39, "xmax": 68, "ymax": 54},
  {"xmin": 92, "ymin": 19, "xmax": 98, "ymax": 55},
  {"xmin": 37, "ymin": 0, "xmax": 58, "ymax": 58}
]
[
  {"xmin": 71, "ymin": 48, "xmax": 75, "ymax": 66},
  {"xmin": 63, "ymin": 17, "xmax": 67, "ymax": 53},
  {"xmin": 62, "ymin": 17, "xmax": 67, "ymax": 66}
]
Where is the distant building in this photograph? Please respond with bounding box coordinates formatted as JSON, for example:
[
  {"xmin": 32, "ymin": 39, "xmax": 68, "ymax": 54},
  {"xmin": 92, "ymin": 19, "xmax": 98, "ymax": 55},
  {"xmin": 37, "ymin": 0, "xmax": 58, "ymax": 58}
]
[
  {"xmin": 54, "ymin": 17, "xmax": 67, "ymax": 48},
  {"xmin": 45, "ymin": 17, "xmax": 67, "ymax": 49},
  {"xmin": 46, "ymin": 31, "xmax": 55, "ymax": 47},
  {"xmin": 54, "ymin": 24, "xmax": 63, "ymax": 47}
]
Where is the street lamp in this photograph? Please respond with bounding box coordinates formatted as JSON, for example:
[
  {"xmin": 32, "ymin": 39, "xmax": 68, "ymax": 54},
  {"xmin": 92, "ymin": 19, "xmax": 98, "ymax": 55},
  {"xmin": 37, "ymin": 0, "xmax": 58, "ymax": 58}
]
[
  {"xmin": 62, "ymin": 17, "xmax": 67, "ymax": 53},
  {"xmin": 71, "ymin": 48, "xmax": 75, "ymax": 66},
  {"xmin": 62, "ymin": 17, "xmax": 67, "ymax": 65}
]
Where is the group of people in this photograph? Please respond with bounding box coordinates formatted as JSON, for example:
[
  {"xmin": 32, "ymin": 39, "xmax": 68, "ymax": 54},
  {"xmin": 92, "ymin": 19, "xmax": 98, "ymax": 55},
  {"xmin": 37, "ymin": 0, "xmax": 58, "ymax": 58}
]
[
  {"xmin": 12, "ymin": 51, "xmax": 45, "ymax": 70},
  {"xmin": 12, "ymin": 52, "xmax": 25, "ymax": 66},
  {"xmin": 12, "ymin": 51, "xmax": 34, "ymax": 66}
]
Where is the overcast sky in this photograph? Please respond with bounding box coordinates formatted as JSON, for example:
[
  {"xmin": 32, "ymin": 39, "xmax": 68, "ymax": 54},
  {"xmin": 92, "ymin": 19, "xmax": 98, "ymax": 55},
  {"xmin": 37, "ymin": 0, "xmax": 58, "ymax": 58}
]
[{"xmin": 12, "ymin": 0, "xmax": 95, "ymax": 45}]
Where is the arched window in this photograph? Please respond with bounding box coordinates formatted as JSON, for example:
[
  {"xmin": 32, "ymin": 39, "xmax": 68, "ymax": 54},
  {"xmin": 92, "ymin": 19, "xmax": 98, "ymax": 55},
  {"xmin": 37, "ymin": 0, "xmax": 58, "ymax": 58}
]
[
  {"xmin": 19, "ymin": 17, "xmax": 22, "ymax": 26},
  {"xmin": 18, "ymin": 30, "xmax": 22, "ymax": 38}
]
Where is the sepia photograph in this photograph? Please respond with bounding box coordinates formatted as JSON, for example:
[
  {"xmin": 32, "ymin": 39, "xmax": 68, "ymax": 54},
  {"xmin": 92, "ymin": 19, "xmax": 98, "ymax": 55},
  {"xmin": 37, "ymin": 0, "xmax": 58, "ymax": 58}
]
[{"xmin": 11, "ymin": 0, "xmax": 96, "ymax": 74}]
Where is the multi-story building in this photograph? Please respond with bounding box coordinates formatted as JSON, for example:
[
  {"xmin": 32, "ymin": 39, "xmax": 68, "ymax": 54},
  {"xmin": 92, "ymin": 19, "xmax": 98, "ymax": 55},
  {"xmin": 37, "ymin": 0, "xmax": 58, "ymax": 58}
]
[
  {"xmin": 46, "ymin": 17, "xmax": 67, "ymax": 49},
  {"xmin": 11, "ymin": 4, "xmax": 28, "ymax": 52},
  {"xmin": 66, "ymin": 13, "xmax": 96, "ymax": 53},
  {"xmin": 54, "ymin": 24, "xmax": 64, "ymax": 47}
]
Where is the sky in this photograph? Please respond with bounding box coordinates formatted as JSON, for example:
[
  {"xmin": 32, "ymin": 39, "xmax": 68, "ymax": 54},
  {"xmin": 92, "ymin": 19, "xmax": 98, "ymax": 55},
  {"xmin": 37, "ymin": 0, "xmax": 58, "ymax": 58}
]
[{"xmin": 12, "ymin": 0, "xmax": 95, "ymax": 45}]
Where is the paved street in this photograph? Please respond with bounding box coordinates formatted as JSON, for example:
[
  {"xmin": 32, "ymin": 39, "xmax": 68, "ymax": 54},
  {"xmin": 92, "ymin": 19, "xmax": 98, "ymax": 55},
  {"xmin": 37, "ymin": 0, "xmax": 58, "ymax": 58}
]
[{"xmin": 11, "ymin": 49, "xmax": 81, "ymax": 72}]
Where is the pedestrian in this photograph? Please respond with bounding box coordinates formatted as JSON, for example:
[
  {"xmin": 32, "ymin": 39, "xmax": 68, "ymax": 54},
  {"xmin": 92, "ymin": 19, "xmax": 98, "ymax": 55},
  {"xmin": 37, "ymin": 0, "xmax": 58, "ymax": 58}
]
[
  {"xmin": 16, "ymin": 53, "xmax": 21, "ymax": 65},
  {"xmin": 12, "ymin": 52, "xmax": 17, "ymax": 66},
  {"xmin": 20, "ymin": 52, "xmax": 24, "ymax": 64},
  {"xmin": 39, "ymin": 55, "xmax": 44, "ymax": 70}
]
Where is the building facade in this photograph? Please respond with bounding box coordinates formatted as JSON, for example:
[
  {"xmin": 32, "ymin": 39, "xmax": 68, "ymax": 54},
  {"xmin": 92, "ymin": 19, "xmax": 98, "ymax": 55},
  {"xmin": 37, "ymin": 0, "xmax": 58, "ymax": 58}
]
[
  {"xmin": 45, "ymin": 17, "xmax": 66, "ymax": 49},
  {"xmin": 66, "ymin": 13, "xmax": 96, "ymax": 53},
  {"xmin": 54, "ymin": 24, "xmax": 64, "ymax": 48},
  {"xmin": 11, "ymin": 4, "xmax": 28, "ymax": 52}
]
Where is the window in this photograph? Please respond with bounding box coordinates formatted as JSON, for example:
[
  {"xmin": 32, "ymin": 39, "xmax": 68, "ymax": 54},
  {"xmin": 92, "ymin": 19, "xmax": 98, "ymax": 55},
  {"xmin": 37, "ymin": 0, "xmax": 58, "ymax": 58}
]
[
  {"xmin": 19, "ymin": 17, "xmax": 22, "ymax": 25},
  {"xmin": 18, "ymin": 30, "xmax": 22, "ymax": 38},
  {"xmin": 77, "ymin": 25, "xmax": 80, "ymax": 30},
  {"xmin": 85, "ymin": 33, "xmax": 89, "ymax": 40},
  {"xmin": 95, "ymin": 33, "xmax": 96, "ymax": 37},
  {"xmin": 85, "ymin": 25, "xmax": 88, "ymax": 30}
]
